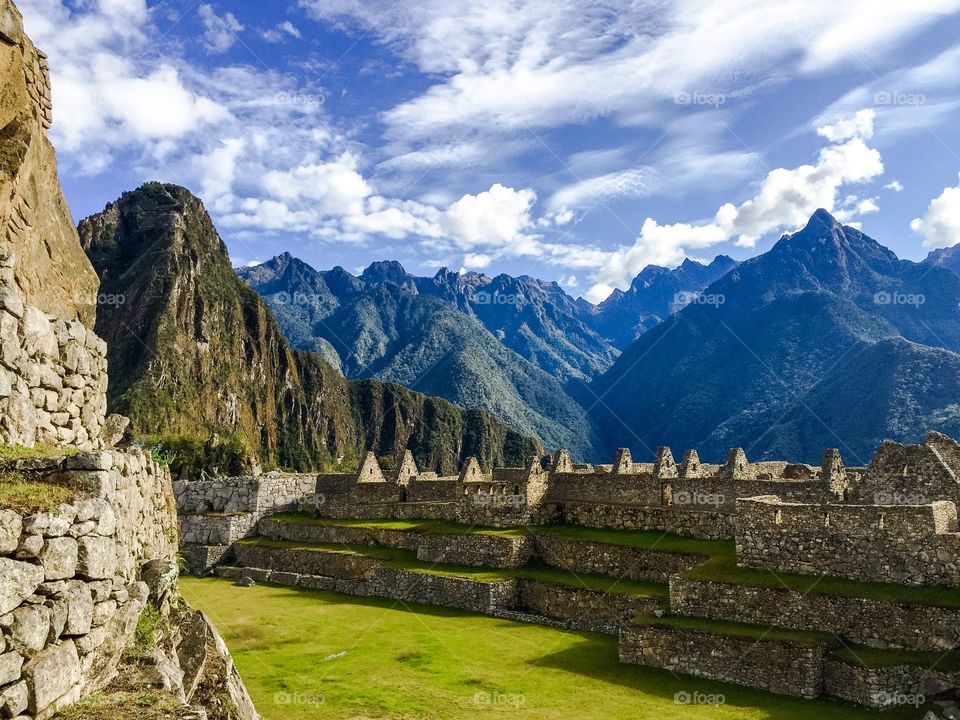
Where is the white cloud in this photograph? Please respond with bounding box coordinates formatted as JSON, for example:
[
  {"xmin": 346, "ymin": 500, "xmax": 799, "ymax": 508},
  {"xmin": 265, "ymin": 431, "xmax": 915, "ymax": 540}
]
[
  {"xmin": 911, "ymin": 174, "xmax": 960, "ymax": 248},
  {"xmin": 20, "ymin": 0, "xmax": 230, "ymax": 167},
  {"xmin": 442, "ymin": 184, "xmax": 536, "ymax": 250},
  {"xmin": 886, "ymin": 180, "xmax": 904, "ymax": 192},
  {"xmin": 816, "ymin": 108, "xmax": 875, "ymax": 142},
  {"xmin": 548, "ymin": 167, "xmax": 658, "ymax": 211},
  {"xmin": 199, "ymin": 4, "xmax": 245, "ymax": 54},
  {"xmin": 262, "ymin": 21, "xmax": 301, "ymax": 43},
  {"xmin": 301, "ymin": 0, "xmax": 960, "ymax": 145},
  {"xmin": 585, "ymin": 111, "xmax": 885, "ymax": 298}
]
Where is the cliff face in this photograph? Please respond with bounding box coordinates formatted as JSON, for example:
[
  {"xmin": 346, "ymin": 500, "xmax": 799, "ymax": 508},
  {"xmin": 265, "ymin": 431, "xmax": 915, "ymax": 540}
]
[
  {"xmin": 80, "ymin": 184, "xmax": 540, "ymax": 473},
  {"xmin": 0, "ymin": 0, "xmax": 107, "ymax": 449}
]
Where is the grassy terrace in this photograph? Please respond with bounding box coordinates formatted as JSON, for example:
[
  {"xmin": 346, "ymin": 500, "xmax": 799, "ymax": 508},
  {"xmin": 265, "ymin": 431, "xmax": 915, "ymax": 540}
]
[
  {"xmin": 237, "ymin": 537, "xmax": 668, "ymax": 599},
  {"xmin": 182, "ymin": 577, "xmax": 909, "ymax": 720},
  {"xmin": 633, "ymin": 612, "xmax": 838, "ymax": 648},
  {"xmin": 267, "ymin": 513, "xmax": 960, "ymax": 608},
  {"xmin": 638, "ymin": 613, "xmax": 960, "ymax": 673}
]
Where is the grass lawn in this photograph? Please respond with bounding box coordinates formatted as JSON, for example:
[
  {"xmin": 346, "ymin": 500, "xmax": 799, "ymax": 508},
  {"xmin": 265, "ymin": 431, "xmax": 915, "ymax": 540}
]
[{"xmin": 181, "ymin": 577, "xmax": 904, "ymax": 720}]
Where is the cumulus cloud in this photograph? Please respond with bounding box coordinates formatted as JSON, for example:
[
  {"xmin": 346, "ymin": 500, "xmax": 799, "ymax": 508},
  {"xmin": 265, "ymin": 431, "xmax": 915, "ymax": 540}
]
[
  {"xmin": 584, "ymin": 111, "xmax": 885, "ymax": 299},
  {"xmin": 886, "ymin": 180, "xmax": 904, "ymax": 192},
  {"xmin": 911, "ymin": 174, "xmax": 960, "ymax": 248},
  {"xmin": 816, "ymin": 108, "xmax": 876, "ymax": 142},
  {"xmin": 20, "ymin": 0, "xmax": 229, "ymax": 168},
  {"xmin": 442, "ymin": 184, "xmax": 536, "ymax": 250},
  {"xmin": 199, "ymin": 4, "xmax": 245, "ymax": 54}
]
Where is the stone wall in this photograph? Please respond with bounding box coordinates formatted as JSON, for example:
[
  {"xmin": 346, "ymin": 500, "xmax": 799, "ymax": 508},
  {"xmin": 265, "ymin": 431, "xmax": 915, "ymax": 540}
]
[
  {"xmin": 619, "ymin": 623, "xmax": 824, "ymax": 698},
  {"xmin": 257, "ymin": 517, "xmax": 419, "ymax": 551},
  {"xmin": 669, "ymin": 576, "xmax": 960, "ymax": 652},
  {"xmin": 232, "ymin": 543, "xmax": 379, "ymax": 581},
  {"xmin": 532, "ymin": 535, "xmax": 703, "ymax": 583},
  {"xmin": 736, "ymin": 495, "xmax": 960, "ymax": 587},
  {"xmin": 0, "ymin": 448, "xmax": 178, "ymax": 719},
  {"xmin": 0, "ymin": 0, "xmax": 108, "ymax": 450},
  {"xmin": 516, "ymin": 580, "xmax": 657, "ymax": 634},
  {"xmin": 560, "ymin": 502, "xmax": 735, "ymax": 540},
  {"xmin": 822, "ymin": 658, "xmax": 958, "ymax": 709},
  {"xmin": 415, "ymin": 534, "xmax": 532, "ymax": 569},
  {"xmin": 174, "ymin": 473, "xmax": 316, "ymax": 515}
]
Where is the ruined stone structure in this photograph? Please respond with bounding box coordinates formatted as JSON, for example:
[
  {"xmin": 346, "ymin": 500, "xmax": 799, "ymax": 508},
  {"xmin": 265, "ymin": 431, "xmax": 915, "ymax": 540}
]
[{"xmin": 178, "ymin": 431, "xmax": 960, "ymax": 711}]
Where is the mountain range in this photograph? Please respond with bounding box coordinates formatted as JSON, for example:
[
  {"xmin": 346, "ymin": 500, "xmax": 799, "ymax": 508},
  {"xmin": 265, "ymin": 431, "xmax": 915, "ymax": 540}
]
[
  {"xmin": 78, "ymin": 182, "xmax": 960, "ymax": 469},
  {"xmin": 236, "ymin": 251, "xmax": 732, "ymax": 458},
  {"xmin": 591, "ymin": 209, "xmax": 960, "ymax": 464},
  {"xmin": 78, "ymin": 183, "xmax": 540, "ymax": 474}
]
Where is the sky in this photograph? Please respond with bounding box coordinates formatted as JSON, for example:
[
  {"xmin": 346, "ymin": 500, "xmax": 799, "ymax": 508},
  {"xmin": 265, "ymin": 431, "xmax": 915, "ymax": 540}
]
[{"xmin": 20, "ymin": 0, "xmax": 960, "ymax": 302}]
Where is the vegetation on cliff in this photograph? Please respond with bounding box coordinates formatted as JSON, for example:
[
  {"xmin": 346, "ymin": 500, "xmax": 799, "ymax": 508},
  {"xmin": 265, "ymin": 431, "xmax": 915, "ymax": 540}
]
[{"xmin": 79, "ymin": 182, "xmax": 540, "ymax": 473}]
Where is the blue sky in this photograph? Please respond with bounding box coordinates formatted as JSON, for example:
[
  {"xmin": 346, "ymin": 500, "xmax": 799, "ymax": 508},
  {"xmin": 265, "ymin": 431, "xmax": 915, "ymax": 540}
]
[{"xmin": 21, "ymin": 0, "xmax": 960, "ymax": 302}]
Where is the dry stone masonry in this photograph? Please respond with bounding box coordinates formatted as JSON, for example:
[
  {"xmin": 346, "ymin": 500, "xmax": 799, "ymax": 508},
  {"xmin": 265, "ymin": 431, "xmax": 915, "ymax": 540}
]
[
  {"xmin": 177, "ymin": 432, "xmax": 960, "ymax": 711},
  {"xmin": 0, "ymin": 449, "xmax": 176, "ymax": 719}
]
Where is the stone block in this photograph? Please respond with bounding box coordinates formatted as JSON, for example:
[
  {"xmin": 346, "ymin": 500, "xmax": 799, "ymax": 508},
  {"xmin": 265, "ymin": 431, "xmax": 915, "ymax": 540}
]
[
  {"xmin": 90, "ymin": 599, "xmax": 116, "ymax": 627},
  {"xmin": 9, "ymin": 605, "xmax": 49, "ymax": 654},
  {"xmin": 77, "ymin": 536, "xmax": 115, "ymax": 579},
  {"xmin": 14, "ymin": 535, "xmax": 41, "ymax": 560},
  {"xmin": 0, "ymin": 679, "xmax": 28, "ymax": 717},
  {"xmin": 23, "ymin": 639, "xmax": 80, "ymax": 714},
  {"xmin": 0, "ymin": 510, "xmax": 22, "ymax": 554},
  {"xmin": 0, "ymin": 559, "xmax": 43, "ymax": 615},
  {"xmin": 37, "ymin": 537, "xmax": 77, "ymax": 580},
  {"xmin": 61, "ymin": 582, "xmax": 92, "ymax": 636},
  {"xmin": 0, "ymin": 651, "xmax": 23, "ymax": 686},
  {"xmin": 20, "ymin": 307, "xmax": 57, "ymax": 359}
]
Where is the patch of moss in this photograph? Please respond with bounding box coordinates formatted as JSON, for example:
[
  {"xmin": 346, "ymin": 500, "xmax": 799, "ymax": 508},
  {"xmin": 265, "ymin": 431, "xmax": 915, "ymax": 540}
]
[{"xmin": 0, "ymin": 470, "xmax": 74, "ymax": 513}]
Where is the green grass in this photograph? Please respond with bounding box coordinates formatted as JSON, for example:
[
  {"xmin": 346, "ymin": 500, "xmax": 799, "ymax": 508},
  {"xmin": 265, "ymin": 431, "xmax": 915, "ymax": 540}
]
[
  {"xmin": 268, "ymin": 514, "xmax": 960, "ymax": 608},
  {"xmin": 634, "ymin": 612, "xmax": 839, "ymax": 648},
  {"xmin": 0, "ymin": 444, "xmax": 76, "ymax": 461},
  {"xmin": 830, "ymin": 645, "xmax": 960, "ymax": 672},
  {"xmin": 181, "ymin": 576, "xmax": 909, "ymax": 720},
  {"xmin": 0, "ymin": 470, "xmax": 74, "ymax": 513},
  {"xmin": 238, "ymin": 537, "xmax": 668, "ymax": 599}
]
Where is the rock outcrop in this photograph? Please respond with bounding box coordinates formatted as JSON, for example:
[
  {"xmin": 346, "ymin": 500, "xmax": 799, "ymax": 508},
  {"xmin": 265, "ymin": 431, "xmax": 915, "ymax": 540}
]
[{"xmin": 0, "ymin": 0, "xmax": 107, "ymax": 449}]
